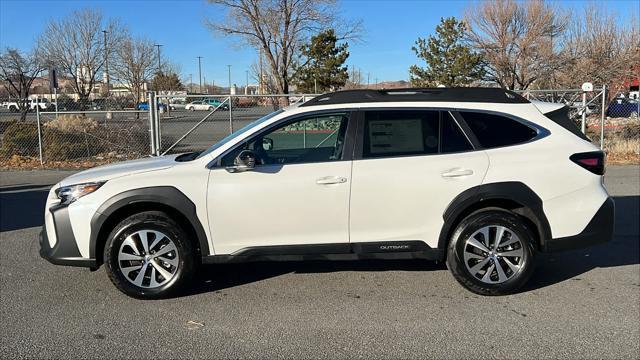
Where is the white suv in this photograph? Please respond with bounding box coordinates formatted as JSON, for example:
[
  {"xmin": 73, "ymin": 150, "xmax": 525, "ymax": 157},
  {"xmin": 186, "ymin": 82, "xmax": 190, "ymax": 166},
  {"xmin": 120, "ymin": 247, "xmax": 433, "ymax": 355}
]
[{"xmin": 40, "ymin": 88, "xmax": 614, "ymax": 299}]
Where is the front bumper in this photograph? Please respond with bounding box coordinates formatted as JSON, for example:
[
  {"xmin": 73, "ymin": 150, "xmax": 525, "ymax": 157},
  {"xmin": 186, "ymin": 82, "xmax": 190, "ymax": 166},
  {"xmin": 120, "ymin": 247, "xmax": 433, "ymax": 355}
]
[
  {"xmin": 544, "ymin": 197, "xmax": 615, "ymax": 252},
  {"xmin": 39, "ymin": 204, "xmax": 96, "ymax": 268}
]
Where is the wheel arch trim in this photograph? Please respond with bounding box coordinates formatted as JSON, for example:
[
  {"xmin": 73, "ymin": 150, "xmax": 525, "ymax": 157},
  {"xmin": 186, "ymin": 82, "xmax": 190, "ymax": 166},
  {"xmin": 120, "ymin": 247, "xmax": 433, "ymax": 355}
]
[
  {"xmin": 89, "ymin": 186, "xmax": 210, "ymax": 263},
  {"xmin": 439, "ymin": 182, "xmax": 552, "ymax": 250}
]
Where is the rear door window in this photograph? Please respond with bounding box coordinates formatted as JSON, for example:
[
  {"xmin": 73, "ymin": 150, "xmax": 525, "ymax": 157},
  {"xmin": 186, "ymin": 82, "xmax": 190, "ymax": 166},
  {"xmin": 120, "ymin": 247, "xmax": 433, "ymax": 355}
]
[
  {"xmin": 459, "ymin": 112, "xmax": 537, "ymax": 148},
  {"xmin": 362, "ymin": 110, "xmax": 473, "ymax": 158}
]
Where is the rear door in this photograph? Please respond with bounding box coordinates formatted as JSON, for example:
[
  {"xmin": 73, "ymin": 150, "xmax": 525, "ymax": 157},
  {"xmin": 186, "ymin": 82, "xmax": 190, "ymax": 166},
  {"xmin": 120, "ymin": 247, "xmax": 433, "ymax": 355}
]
[{"xmin": 349, "ymin": 109, "xmax": 489, "ymax": 249}]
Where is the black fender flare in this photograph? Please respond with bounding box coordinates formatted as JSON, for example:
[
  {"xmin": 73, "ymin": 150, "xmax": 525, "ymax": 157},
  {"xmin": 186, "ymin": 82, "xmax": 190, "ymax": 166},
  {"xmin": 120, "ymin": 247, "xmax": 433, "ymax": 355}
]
[
  {"xmin": 89, "ymin": 186, "xmax": 210, "ymax": 260},
  {"xmin": 438, "ymin": 182, "xmax": 552, "ymax": 250}
]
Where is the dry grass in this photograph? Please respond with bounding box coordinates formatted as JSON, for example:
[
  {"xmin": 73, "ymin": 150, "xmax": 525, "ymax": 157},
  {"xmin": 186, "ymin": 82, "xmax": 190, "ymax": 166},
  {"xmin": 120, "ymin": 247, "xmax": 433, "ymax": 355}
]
[{"xmin": 605, "ymin": 137, "xmax": 640, "ymax": 164}]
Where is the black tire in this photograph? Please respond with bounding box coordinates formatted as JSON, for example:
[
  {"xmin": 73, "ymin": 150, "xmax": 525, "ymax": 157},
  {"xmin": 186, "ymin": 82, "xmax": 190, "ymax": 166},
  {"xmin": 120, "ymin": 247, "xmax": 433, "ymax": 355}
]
[
  {"xmin": 446, "ymin": 210, "xmax": 536, "ymax": 296},
  {"xmin": 104, "ymin": 211, "xmax": 195, "ymax": 299}
]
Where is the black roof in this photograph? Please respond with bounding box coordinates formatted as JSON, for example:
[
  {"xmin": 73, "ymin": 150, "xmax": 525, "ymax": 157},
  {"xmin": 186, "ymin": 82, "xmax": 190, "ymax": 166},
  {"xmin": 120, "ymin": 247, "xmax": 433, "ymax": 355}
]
[{"xmin": 300, "ymin": 87, "xmax": 529, "ymax": 107}]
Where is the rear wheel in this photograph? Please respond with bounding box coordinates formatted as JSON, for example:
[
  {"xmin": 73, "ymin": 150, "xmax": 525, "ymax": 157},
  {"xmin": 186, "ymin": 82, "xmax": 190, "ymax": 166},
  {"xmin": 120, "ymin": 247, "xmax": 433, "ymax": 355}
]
[
  {"xmin": 446, "ymin": 210, "xmax": 536, "ymax": 296},
  {"xmin": 104, "ymin": 211, "xmax": 195, "ymax": 299}
]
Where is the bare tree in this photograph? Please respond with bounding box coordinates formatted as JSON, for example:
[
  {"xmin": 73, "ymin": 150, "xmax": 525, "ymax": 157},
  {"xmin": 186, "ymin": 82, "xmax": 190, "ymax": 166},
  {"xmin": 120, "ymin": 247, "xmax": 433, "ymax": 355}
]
[
  {"xmin": 39, "ymin": 9, "xmax": 125, "ymax": 105},
  {"xmin": 558, "ymin": 4, "xmax": 639, "ymax": 93},
  {"xmin": 465, "ymin": 0, "xmax": 567, "ymax": 90},
  {"xmin": 111, "ymin": 37, "xmax": 156, "ymax": 103},
  {"xmin": 206, "ymin": 0, "xmax": 361, "ymax": 94},
  {"xmin": 0, "ymin": 48, "xmax": 45, "ymax": 120},
  {"xmin": 344, "ymin": 66, "xmax": 363, "ymax": 89}
]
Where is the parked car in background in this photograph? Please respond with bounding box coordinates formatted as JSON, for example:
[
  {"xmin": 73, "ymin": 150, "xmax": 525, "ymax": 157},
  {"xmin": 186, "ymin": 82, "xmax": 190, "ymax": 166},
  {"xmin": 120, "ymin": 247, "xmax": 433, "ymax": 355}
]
[
  {"xmin": 185, "ymin": 100, "xmax": 225, "ymax": 111},
  {"xmin": 606, "ymin": 97, "xmax": 639, "ymax": 118},
  {"xmin": 4, "ymin": 98, "xmax": 53, "ymax": 112},
  {"xmin": 137, "ymin": 102, "xmax": 168, "ymax": 111},
  {"xmin": 169, "ymin": 100, "xmax": 187, "ymax": 110},
  {"xmin": 204, "ymin": 98, "xmax": 230, "ymax": 110}
]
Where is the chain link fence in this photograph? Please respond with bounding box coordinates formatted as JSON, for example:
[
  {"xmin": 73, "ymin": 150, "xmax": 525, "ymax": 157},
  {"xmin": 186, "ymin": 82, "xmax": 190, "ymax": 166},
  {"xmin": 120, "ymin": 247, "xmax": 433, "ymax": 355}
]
[
  {"xmin": 0, "ymin": 95, "xmax": 149, "ymax": 168},
  {"xmin": 517, "ymin": 87, "xmax": 639, "ymax": 162},
  {"xmin": 2, "ymin": 89, "xmax": 637, "ymax": 168},
  {"xmin": 156, "ymin": 94, "xmax": 315, "ymax": 155}
]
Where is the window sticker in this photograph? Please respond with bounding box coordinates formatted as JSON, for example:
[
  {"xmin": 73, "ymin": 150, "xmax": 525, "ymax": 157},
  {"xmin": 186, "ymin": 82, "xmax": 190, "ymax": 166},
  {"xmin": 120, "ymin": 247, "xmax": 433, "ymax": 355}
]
[{"xmin": 368, "ymin": 119, "xmax": 424, "ymax": 154}]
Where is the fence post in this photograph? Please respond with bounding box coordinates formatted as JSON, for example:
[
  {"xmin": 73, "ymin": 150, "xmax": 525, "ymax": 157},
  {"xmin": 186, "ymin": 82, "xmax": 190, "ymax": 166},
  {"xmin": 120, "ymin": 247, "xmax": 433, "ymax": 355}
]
[
  {"xmin": 154, "ymin": 95, "xmax": 161, "ymax": 156},
  {"xmin": 600, "ymin": 85, "xmax": 606, "ymax": 150},
  {"xmin": 148, "ymin": 91, "xmax": 158, "ymax": 156},
  {"xmin": 36, "ymin": 104, "xmax": 43, "ymax": 166},
  {"xmin": 581, "ymin": 91, "xmax": 587, "ymax": 134},
  {"xmin": 228, "ymin": 95, "xmax": 233, "ymax": 134}
]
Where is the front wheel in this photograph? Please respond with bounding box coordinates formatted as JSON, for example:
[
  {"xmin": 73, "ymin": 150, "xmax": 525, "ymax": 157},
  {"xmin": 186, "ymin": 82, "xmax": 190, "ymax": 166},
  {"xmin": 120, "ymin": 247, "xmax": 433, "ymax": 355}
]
[
  {"xmin": 446, "ymin": 210, "xmax": 536, "ymax": 296},
  {"xmin": 104, "ymin": 211, "xmax": 195, "ymax": 299}
]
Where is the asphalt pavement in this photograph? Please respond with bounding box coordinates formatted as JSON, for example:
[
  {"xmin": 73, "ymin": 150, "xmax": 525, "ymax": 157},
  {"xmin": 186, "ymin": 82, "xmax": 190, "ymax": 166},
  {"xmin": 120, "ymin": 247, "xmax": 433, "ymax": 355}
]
[{"xmin": 0, "ymin": 166, "xmax": 638, "ymax": 359}]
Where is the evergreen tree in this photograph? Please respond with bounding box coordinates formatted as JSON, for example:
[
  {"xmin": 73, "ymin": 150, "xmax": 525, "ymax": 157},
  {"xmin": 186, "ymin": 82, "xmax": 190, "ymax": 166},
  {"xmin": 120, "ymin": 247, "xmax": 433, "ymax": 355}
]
[
  {"xmin": 151, "ymin": 71, "xmax": 183, "ymax": 91},
  {"xmin": 409, "ymin": 17, "xmax": 484, "ymax": 87},
  {"xmin": 294, "ymin": 29, "xmax": 349, "ymax": 93}
]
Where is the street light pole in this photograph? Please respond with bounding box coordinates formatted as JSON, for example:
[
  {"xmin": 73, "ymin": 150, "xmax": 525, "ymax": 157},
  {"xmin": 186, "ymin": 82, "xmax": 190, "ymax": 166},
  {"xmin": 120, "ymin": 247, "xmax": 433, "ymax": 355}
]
[
  {"xmin": 154, "ymin": 44, "xmax": 162, "ymax": 74},
  {"xmin": 245, "ymin": 70, "xmax": 249, "ymax": 95},
  {"xmin": 189, "ymin": 74, "xmax": 192, "ymax": 93},
  {"xmin": 197, "ymin": 56, "xmax": 203, "ymax": 93},
  {"xmin": 102, "ymin": 30, "xmax": 110, "ymax": 97}
]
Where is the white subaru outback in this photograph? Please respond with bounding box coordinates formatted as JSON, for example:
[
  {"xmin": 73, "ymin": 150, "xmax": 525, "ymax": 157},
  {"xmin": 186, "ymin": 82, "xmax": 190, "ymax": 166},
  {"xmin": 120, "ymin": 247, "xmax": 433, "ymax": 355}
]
[{"xmin": 40, "ymin": 88, "xmax": 614, "ymax": 299}]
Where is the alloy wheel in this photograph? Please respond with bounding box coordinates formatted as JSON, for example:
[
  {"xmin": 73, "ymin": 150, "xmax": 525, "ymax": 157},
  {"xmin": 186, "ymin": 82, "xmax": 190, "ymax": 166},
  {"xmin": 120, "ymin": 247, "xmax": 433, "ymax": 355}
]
[
  {"xmin": 463, "ymin": 225, "xmax": 524, "ymax": 284},
  {"xmin": 117, "ymin": 230, "xmax": 180, "ymax": 288}
]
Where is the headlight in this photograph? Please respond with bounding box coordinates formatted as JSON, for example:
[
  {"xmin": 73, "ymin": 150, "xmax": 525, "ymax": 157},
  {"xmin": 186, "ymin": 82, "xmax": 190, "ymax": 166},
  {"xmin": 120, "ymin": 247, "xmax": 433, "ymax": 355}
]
[{"xmin": 55, "ymin": 182, "xmax": 105, "ymax": 205}]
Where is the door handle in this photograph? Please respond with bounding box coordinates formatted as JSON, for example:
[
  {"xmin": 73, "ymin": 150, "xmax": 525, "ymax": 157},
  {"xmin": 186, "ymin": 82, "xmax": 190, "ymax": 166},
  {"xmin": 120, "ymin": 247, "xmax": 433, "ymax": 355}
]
[
  {"xmin": 441, "ymin": 169, "xmax": 474, "ymax": 178},
  {"xmin": 316, "ymin": 176, "xmax": 347, "ymax": 185}
]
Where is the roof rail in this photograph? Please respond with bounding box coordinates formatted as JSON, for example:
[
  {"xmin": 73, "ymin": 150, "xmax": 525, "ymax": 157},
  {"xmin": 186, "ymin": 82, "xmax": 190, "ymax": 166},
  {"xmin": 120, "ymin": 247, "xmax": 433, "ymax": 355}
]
[{"xmin": 299, "ymin": 87, "xmax": 529, "ymax": 107}]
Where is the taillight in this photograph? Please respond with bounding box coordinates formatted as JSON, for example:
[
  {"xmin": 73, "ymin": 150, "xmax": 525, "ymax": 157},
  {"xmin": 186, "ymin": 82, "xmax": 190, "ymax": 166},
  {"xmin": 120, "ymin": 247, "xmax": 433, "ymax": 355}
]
[{"xmin": 570, "ymin": 151, "xmax": 605, "ymax": 175}]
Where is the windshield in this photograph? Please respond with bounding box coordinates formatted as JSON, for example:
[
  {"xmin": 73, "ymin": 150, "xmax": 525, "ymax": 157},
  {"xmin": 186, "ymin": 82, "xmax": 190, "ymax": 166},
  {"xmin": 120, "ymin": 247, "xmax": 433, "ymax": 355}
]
[{"xmin": 196, "ymin": 109, "xmax": 284, "ymax": 159}]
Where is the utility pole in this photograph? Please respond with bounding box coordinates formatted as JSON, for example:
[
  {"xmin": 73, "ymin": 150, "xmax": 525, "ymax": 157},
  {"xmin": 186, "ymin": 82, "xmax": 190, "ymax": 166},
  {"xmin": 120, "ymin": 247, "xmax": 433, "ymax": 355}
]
[
  {"xmin": 189, "ymin": 73, "xmax": 192, "ymax": 93},
  {"xmin": 245, "ymin": 70, "xmax": 249, "ymax": 95},
  {"xmin": 367, "ymin": 73, "xmax": 370, "ymax": 89},
  {"xmin": 197, "ymin": 56, "xmax": 203, "ymax": 93},
  {"xmin": 375, "ymin": 77, "xmax": 378, "ymax": 89},
  {"xmin": 259, "ymin": 48, "xmax": 264, "ymax": 95},
  {"xmin": 227, "ymin": 65, "xmax": 232, "ymax": 94},
  {"xmin": 154, "ymin": 44, "xmax": 162, "ymax": 92},
  {"xmin": 102, "ymin": 30, "xmax": 110, "ymax": 97}
]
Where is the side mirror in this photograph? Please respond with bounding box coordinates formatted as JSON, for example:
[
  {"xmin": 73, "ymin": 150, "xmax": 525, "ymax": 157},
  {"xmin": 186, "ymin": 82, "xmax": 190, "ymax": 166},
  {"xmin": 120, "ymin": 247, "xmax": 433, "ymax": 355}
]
[
  {"xmin": 226, "ymin": 150, "xmax": 256, "ymax": 173},
  {"xmin": 262, "ymin": 137, "xmax": 274, "ymax": 151}
]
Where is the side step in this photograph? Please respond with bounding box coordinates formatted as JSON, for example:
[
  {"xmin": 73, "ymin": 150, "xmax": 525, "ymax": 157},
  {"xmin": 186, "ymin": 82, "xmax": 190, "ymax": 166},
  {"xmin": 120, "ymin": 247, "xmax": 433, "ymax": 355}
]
[{"xmin": 201, "ymin": 241, "xmax": 445, "ymax": 264}]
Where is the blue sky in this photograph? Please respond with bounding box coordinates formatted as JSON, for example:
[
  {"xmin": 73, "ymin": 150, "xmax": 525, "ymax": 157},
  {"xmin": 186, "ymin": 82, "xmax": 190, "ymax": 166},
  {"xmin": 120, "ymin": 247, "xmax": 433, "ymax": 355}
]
[{"xmin": 1, "ymin": 0, "xmax": 638, "ymax": 86}]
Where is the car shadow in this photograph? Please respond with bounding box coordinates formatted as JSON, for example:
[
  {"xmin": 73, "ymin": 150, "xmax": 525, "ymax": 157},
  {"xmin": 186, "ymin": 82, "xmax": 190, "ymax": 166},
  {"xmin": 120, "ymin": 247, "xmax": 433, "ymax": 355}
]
[
  {"xmin": 0, "ymin": 184, "xmax": 52, "ymax": 232},
  {"xmin": 185, "ymin": 259, "xmax": 447, "ymax": 296},
  {"xmin": 184, "ymin": 195, "xmax": 639, "ymax": 296},
  {"xmin": 525, "ymin": 195, "xmax": 639, "ymax": 291}
]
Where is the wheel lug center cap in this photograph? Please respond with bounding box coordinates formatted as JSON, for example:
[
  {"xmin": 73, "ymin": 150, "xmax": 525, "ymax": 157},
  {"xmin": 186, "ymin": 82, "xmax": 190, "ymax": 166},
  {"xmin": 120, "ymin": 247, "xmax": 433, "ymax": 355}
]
[{"xmin": 144, "ymin": 255, "xmax": 152, "ymax": 263}]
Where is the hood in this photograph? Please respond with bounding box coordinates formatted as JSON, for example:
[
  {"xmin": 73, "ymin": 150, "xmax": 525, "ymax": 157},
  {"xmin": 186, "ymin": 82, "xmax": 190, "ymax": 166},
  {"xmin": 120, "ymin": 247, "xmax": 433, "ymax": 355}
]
[{"xmin": 60, "ymin": 154, "xmax": 180, "ymax": 186}]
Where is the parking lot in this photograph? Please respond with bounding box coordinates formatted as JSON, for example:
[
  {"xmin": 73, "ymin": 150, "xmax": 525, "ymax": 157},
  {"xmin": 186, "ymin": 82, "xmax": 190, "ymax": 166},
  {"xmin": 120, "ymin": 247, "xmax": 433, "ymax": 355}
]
[{"xmin": 0, "ymin": 166, "xmax": 638, "ymax": 359}]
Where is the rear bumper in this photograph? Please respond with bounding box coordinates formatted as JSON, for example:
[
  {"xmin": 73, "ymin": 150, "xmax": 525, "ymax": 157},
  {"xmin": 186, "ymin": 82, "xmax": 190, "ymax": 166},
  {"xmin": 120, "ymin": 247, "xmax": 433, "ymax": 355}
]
[
  {"xmin": 544, "ymin": 197, "xmax": 615, "ymax": 252},
  {"xmin": 39, "ymin": 204, "xmax": 96, "ymax": 268}
]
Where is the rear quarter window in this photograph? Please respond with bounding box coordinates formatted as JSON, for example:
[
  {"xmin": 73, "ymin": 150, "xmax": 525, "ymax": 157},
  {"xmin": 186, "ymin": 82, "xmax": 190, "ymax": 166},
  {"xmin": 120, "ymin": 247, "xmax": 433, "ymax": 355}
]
[{"xmin": 460, "ymin": 112, "xmax": 538, "ymax": 148}]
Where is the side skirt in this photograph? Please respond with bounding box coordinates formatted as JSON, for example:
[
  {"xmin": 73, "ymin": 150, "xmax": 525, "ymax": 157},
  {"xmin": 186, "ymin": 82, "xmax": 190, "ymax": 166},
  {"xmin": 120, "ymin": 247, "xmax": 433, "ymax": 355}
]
[{"xmin": 201, "ymin": 241, "xmax": 445, "ymax": 264}]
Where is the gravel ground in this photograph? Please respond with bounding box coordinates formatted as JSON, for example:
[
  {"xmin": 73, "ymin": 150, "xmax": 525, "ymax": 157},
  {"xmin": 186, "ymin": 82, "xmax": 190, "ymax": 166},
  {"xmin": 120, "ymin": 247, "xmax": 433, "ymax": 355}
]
[{"xmin": 0, "ymin": 165, "xmax": 638, "ymax": 359}]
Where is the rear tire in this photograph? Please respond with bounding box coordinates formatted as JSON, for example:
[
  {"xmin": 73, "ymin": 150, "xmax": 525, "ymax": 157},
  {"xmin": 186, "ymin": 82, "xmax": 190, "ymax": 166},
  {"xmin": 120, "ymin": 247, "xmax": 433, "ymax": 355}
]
[
  {"xmin": 104, "ymin": 211, "xmax": 195, "ymax": 299},
  {"xmin": 446, "ymin": 210, "xmax": 536, "ymax": 296}
]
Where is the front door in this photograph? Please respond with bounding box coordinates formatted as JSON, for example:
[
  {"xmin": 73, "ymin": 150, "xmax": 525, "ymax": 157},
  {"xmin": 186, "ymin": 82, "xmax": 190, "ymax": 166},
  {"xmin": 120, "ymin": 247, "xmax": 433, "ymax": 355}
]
[{"xmin": 206, "ymin": 112, "xmax": 354, "ymax": 255}]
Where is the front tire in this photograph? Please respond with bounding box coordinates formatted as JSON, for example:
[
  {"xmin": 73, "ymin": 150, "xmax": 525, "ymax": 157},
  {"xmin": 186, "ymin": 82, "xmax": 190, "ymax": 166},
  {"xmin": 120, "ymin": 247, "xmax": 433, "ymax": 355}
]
[
  {"xmin": 446, "ymin": 210, "xmax": 536, "ymax": 296},
  {"xmin": 104, "ymin": 211, "xmax": 195, "ymax": 299}
]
